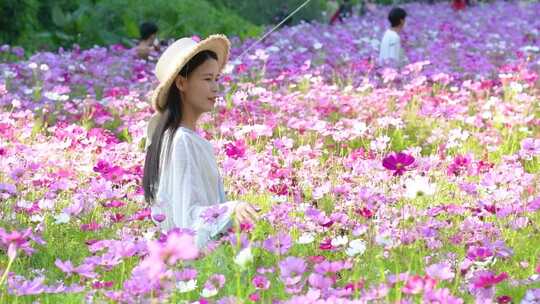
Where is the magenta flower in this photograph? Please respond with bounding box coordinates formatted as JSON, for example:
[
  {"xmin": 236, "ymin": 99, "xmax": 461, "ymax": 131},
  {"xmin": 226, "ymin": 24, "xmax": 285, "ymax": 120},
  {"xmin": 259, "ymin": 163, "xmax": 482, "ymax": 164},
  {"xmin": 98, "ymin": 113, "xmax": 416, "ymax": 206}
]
[
  {"xmin": 252, "ymin": 275, "xmax": 270, "ymax": 290},
  {"xmin": 447, "ymin": 154, "xmax": 472, "ymax": 176},
  {"xmin": 248, "ymin": 292, "xmax": 260, "ymax": 302},
  {"xmin": 224, "ymin": 139, "xmax": 247, "ymax": 159},
  {"xmin": 152, "ymin": 213, "xmax": 166, "ymax": 223},
  {"xmin": 472, "ymin": 271, "xmax": 508, "ymax": 289},
  {"xmin": 0, "ymin": 228, "xmax": 35, "ymax": 255},
  {"xmin": 102, "ymin": 200, "xmax": 125, "ymax": 208},
  {"xmin": 80, "ymin": 221, "xmax": 102, "ymax": 232},
  {"xmin": 92, "ymin": 281, "xmax": 114, "ymax": 289},
  {"xmin": 466, "ymin": 246, "xmax": 493, "ymax": 262},
  {"xmin": 318, "ymin": 238, "xmax": 333, "ymax": 251},
  {"xmin": 382, "ymin": 152, "xmax": 415, "ymax": 176},
  {"xmin": 496, "ymin": 295, "xmax": 512, "ymax": 303}
]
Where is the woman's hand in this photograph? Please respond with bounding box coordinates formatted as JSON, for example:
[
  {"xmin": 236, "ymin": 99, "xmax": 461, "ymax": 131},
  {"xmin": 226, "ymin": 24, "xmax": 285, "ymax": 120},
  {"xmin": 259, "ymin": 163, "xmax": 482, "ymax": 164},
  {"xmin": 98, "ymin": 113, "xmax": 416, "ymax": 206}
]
[{"xmin": 233, "ymin": 202, "xmax": 260, "ymax": 224}]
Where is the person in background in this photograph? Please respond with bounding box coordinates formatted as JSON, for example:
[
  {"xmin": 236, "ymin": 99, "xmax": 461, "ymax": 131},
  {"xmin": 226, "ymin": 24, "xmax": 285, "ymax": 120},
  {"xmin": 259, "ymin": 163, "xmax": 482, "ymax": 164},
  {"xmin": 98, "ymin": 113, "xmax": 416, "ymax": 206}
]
[
  {"xmin": 330, "ymin": 0, "xmax": 353, "ymax": 25},
  {"xmin": 136, "ymin": 22, "xmax": 159, "ymax": 59},
  {"xmin": 324, "ymin": 0, "xmax": 340, "ymax": 23},
  {"xmin": 378, "ymin": 7, "xmax": 408, "ymax": 68},
  {"xmin": 452, "ymin": 0, "xmax": 467, "ymax": 11},
  {"xmin": 273, "ymin": 4, "xmax": 293, "ymax": 27}
]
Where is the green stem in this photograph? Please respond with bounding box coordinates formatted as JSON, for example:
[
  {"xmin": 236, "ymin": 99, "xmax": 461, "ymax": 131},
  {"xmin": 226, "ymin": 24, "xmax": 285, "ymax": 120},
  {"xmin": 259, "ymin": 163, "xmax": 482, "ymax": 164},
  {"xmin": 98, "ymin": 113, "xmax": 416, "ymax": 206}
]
[{"xmin": 0, "ymin": 254, "xmax": 16, "ymax": 291}]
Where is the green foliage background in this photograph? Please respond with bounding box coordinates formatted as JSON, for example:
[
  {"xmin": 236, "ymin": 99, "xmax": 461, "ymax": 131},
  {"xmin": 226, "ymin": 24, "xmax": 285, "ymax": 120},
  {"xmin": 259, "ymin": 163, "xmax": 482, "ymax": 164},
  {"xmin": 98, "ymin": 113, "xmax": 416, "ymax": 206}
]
[{"xmin": 0, "ymin": 0, "xmax": 336, "ymax": 54}]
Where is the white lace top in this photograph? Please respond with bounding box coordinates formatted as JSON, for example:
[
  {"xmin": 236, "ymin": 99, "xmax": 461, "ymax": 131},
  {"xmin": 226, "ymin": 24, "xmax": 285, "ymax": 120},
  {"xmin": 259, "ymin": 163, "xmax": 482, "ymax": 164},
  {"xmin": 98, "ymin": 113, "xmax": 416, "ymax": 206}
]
[{"xmin": 150, "ymin": 127, "xmax": 238, "ymax": 248}]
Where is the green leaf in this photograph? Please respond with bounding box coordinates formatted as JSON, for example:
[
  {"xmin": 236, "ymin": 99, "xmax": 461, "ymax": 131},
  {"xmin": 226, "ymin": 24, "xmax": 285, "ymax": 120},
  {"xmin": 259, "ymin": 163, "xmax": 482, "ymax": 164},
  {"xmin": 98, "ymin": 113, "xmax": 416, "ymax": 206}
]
[
  {"xmin": 51, "ymin": 5, "xmax": 67, "ymax": 27},
  {"xmin": 122, "ymin": 15, "xmax": 139, "ymax": 38}
]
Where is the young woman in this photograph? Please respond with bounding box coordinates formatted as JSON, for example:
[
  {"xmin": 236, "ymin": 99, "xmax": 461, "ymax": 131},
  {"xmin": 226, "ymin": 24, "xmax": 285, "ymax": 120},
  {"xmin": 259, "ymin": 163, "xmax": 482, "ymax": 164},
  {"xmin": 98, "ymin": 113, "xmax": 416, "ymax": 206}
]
[{"xmin": 143, "ymin": 35, "xmax": 259, "ymax": 248}]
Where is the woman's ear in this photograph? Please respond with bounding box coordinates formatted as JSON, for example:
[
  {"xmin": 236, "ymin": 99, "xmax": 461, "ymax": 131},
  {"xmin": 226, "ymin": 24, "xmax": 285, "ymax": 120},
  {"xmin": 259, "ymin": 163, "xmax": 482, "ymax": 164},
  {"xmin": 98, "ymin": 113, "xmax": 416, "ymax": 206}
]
[{"xmin": 175, "ymin": 75, "xmax": 187, "ymax": 92}]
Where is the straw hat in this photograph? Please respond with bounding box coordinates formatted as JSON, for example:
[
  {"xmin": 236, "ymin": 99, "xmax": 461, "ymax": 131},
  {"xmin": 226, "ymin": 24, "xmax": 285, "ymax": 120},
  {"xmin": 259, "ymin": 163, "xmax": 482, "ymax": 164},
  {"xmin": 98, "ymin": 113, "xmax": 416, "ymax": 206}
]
[{"xmin": 145, "ymin": 35, "xmax": 230, "ymax": 149}]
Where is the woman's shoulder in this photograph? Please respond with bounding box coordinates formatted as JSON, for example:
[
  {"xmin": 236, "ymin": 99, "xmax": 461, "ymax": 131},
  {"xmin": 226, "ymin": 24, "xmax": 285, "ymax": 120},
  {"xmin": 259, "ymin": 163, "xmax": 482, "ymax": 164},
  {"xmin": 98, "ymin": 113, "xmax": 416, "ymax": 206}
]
[{"xmin": 172, "ymin": 127, "xmax": 212, "ymax": 151}]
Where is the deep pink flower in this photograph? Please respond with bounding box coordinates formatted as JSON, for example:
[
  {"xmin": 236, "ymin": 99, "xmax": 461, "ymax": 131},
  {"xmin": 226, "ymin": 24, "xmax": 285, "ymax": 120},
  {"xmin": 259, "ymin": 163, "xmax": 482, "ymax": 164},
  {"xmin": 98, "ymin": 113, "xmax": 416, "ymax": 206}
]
[
  {"xmin": 318, "ymin": 238, "xmax": 333, "ymax": 250},
  {"xmin": 356, "ymin": 207, "xmax": 374, "ymax": 219},
  {"xmin": 382, "ymin": 152, "xmax": 415, "ymax": 176},
  {"xmin": 102, "ymin": 200, "xmax": 125, "ymax": 208},
  {"xmin": 80, "ymin": 221, "xmax": 102, "ymax": 232},
  {"xmin": 473, "ymin": 271, "xmax": 508, "ymax": 289},
  {"xmin": 224, "ymin": 139, "xmax": 247, "ymax": 159},
  {"xmin": 252, "ymin": 275, "xmax": 270, "ymax": 290},
  {"xmin": 131, "ymin": 208, "xmax": 151, "ymax": 221},
  {"xmin": 110, "ymin": 213, "xmax": 125, "ymax": 223},
  {"xmin": 92, "ymin": 281, "xmax": 114, "ymax": 289},
  {"xmin": 345, "ymin": 280, "xmax": 365, "ymax": 292},
  {"xmin": 496, "ymin": 295, "xmax": 512, "ymax": 303},
  {"xmin": 319, "ymin": 218, "xmax": 334, "ymax": 228},
  {"xmin": 152, "ymin": 213, "xmax": 166, "ymax": 222},
  {"xmin": 467, "ymin": 246, "xmax": 493, "ymax": 262},
  {"xmin": 248, "ymin": 292, "xmax": 260, "ymax": 302},
  {"xmin": 308, "ymin": 255, "xmax": 326, "ymax": 264},
  {"xmin": 268, "ymin": 183, "xmax": 289, "ymax": 196},
  {"xmin": 240, "ymin": 221, "xmax": 253, "ymax": 232},
  {"xmin": 447, "ymin": 154, "xmax": 472, "ymax": 176}
]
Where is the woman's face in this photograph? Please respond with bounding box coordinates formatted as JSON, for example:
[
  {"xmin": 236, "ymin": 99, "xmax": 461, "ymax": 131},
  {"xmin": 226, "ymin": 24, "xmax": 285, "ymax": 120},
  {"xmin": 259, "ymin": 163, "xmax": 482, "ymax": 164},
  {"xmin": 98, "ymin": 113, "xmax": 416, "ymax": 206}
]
[{"xmin": 177, "ymin": 58, "xmax": 220, "ymax": 115}]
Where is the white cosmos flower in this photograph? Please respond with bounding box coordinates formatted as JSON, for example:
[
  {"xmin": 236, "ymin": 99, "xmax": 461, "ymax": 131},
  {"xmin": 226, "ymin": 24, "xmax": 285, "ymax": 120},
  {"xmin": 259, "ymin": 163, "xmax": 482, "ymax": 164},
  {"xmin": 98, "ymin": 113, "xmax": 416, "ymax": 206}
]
[
  {"xmin": 404, "ymin": 175, "xmax": 436, "ymax": 199},
  {"xmin": 297, "ymin": 233, "xmax": 315, "ymax": 244},
  {"xmin": 345, "ymin": 239, "xmax": 367, "ymax": 257},
  {"xmin": 331, "ymin": 235, "xmax": 349, "ymax": 247},
  {"xmin": 54, "ymin": 212, "xmax": 70, "ymax": 224},
  {"xmin": 375, "ymin": 234, "xmax": 393, "ymax": 247},
  {"xmin": 234, "ymin": 246, "xmax": 253, "ymax": 269},
  {"xmin": 200, "ymin": 287, "xmax": 218, "ymax": 298},
  {"xmin": 176, "ymin": 279, "xmax": 197, "ymax": 293},
  {"xmin": 30, "ymin": 214, "xmax": 44, "ymax": 223}
]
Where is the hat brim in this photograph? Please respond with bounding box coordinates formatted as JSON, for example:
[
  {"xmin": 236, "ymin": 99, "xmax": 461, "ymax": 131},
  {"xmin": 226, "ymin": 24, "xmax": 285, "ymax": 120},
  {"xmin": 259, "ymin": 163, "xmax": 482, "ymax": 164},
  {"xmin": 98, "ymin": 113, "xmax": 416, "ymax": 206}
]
[{"xmin": 151, "ymin": 34, "xmax": 230, "ymax": 113}]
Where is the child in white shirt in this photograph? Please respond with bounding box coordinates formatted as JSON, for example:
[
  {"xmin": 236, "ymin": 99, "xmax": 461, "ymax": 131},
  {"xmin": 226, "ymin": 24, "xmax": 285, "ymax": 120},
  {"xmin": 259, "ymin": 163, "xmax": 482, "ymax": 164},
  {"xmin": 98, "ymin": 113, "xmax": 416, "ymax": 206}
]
[{"xmin": 378, "ymin": 7, "xmax": 408, "ymax": 68}]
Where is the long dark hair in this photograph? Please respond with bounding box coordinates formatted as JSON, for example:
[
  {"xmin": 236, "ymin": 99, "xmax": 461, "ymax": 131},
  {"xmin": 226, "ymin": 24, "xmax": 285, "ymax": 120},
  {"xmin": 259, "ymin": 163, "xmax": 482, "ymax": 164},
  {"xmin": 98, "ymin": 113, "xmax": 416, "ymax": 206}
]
[{"xmin": 143, "ymin": 50, "xmax": 218, "ymax": 203}]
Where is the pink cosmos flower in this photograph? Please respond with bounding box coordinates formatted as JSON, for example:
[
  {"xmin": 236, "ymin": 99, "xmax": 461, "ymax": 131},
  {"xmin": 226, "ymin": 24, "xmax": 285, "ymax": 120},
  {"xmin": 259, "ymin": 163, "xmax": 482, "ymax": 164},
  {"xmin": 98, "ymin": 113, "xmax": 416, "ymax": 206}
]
[
  {"xmin": 402, "ymin": 275, "xmax": 437, "ymax": 295},
  {"xmin": 252, "ymin": 275, "xmax": 270, "ymax": 290},
  {"xmin": 382, "ymin": 152, "xmax": 415, "ymax": 176},
  {"xmin": 473, "ymin": 271, "xmax": 508, "ymax": 289},
  {"xmin": 224, "ymin": 139, "xmax": 247, "ymax": 159}
]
